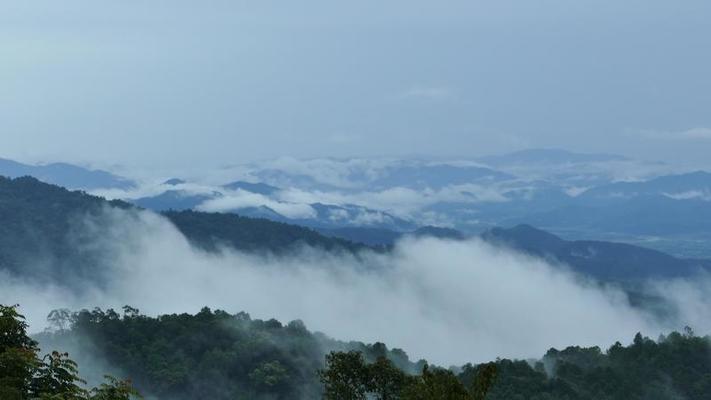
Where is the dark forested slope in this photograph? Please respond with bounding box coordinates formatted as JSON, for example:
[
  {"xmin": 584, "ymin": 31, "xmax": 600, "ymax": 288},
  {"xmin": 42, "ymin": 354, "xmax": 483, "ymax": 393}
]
[
  {"xmin": 483, "ymin": 224, "xmax": 711, "ymax": 281},
  {"xmin": 459, "ymin": 330, "xmax": 711, "ymax": 400},
  {"xmin": 37, "ymin": 307, "xmax": 421, "ymax": 400},
  {"xmin": 0, "ymin": 176, "xmax": 131, "ymax": 282},
  {"xmin": 0, "ymin": 176, "xmax": 364, "ymax": 286},
  {"xmin": 35, "ymin": 306, "xmax": 711, "ymax": 400},
  {"xmin": 164, "ymin": 210, "xmax": 365, "ymax": 254}
]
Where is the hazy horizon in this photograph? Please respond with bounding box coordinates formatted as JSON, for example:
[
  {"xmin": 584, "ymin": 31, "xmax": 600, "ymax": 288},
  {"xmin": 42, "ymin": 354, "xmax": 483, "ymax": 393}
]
[
  {"xmin": 2, "ymin": 0, "xmax": 710, "ymax": 170},
  {"xmin": 1, "ymin": 147, "xmax": 708, "ymax": 182}
]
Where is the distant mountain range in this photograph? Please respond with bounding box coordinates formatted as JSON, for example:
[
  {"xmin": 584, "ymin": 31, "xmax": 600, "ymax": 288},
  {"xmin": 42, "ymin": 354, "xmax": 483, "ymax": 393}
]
[
  {"xmin": 477, "ymin": 148, "xmax": 628, "ymax": 166},
  {"xmin": 133, "ymin": 188, "xmax": 416, "ymax": 232},
  {"xmin": 317, "ymin": 225, "xmax": 464, "ymax": 247},
  {"xmin": 507, "ymin": 171, "xmax": 711, "ymax": 238},
  {"xmin": 129, "ymin": 152, "xmax": 711, "ymax": 261},
  {"xmin": 482, "ymin": 225, "xmax": 711, "ymax": 282},
  {"xmin": 133, "ymin": 190, "xmax": 217, "ymax": 211},
  {"xmin": 1, "ymin": 175, "xmax": 709, "ymax": 287},
  {"xmin": 222, "ymin": 180, "xmax": 281, "ymax": 195},
  {"xmin": 579, "ymin": 171, "xmax": 711, "ymax": 201},
  {"xmin": 366, "ymin": 163, "xmax": 514, "ymax": 190},
  {"xmin": 245, "ymin": 158, "xmax": 516, "ymax": 191},
  {"xmin": 0, "ymin": 158, "xmax": 134, "ymax": 190},
  {"xmin": 3, "ymin": 150, "xmax": 711, "ymax": 258},
  {"xmin": 319, "ymin": 222, "xmax": 711, "ymax": 282}
]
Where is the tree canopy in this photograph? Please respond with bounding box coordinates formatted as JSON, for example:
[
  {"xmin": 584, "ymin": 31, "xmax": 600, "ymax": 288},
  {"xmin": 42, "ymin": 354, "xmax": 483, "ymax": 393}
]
[
  {"xmin": 0, "ymin": 304, "xmax": 140, "ymax": 400},
  {"xmin": 10, "ymin": 302, "xmax": 711, "ymax": 400}
]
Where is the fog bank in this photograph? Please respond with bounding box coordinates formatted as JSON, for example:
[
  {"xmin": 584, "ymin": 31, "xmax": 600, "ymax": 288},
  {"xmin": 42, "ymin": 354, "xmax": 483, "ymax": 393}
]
[{"xmin": 2, "ymin": 209, "xmax": 708, "ymax": 365}]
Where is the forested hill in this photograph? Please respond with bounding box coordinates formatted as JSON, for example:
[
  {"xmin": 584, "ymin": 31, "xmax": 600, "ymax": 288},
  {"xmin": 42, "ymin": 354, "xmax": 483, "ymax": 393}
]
[
  {"xmin": 36, "ymin": 307, "xmax": 422, "ymax": 400},
  {"xmin": 0, "ymin": 176, "xmax": 132, "ymax": 282},
  {"xmin": 0, "ymin": 176, "xmax": 365, "ymax": 285},
  {"xmin": 36, "ymin": 306, "xmax": 711, "ymax": 400},
  {"xmin": 320, "ymin": 222, "xmax": 711, "ymax": 282},
  {"xmin": 483, "ymin": 224, "xmax": 711, "ymax": 281},
  {"xmin": 462, "ymin": 329, "xmax": 711, "ymax": 400},
  {"xmin": 164, "ymin": 210, "xmax": 366, "ymax": 254}
]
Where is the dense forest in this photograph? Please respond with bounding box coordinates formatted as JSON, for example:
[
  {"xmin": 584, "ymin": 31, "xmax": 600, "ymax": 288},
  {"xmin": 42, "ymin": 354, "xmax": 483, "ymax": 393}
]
[
  {"xmin": 28, "ymin": 305, "xmax": 711, "ymax": 400},
  {"xmin": 463, "ymin": 329, "xmax": 711, "ymax": 400},
  {"xmin": 36, "ymin": 306, "xmax": 423, "ymax": 399}
]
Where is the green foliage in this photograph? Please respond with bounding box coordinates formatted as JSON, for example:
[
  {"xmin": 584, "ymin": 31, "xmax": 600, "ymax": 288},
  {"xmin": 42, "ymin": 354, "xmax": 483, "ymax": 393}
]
[
  {"xmin": 319, "ymin": 351, "xmax": 370, "ymax": 399},
  {"xmin": 1, "ymin": 304, "xmax": 39, "ymax": 399},
  {"xmin": 0, "ymin": 304, "xmax": 140, "ymax": 400},
  {"xmin": 319, "ymin": 353, "xmax": 495, "ymax": 400},
  {"xmin": 89, "ymin": 376, "xmax": 140, "ymax": 400},
  {"xmin": 323, "ymin": 331, "xmax": 711, "ymax": 400},
  {"xmin": 24, "ymin": 300, "xmax": 711, "ymax": 400},
  {"xmin": 458, "ymin": 331, "xmax": 711, "ymax": 400},
  {"xmin": 400, "ymin": 364, "xmax": 470, "ymax": 400},
  {"xmin": 469, "ymin": 363, "xmax": 498, "ymax": 400},
  {"xmin": 367, "ymin": 356, "xmax": 411, "ymax": 399},
  {"xmin": 40, "ymin": 307, "xmax": 420, "ymax": 400},
  {"xmin": 30, "ymin": 351, "xmax": 87, "ymax": 399},
  {"xmin": 249, "ymin": 361, "xmax": 290, "ymax": 390}
]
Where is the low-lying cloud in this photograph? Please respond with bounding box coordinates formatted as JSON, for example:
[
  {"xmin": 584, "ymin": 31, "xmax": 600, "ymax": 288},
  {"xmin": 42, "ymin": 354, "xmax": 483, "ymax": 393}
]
[
  {"xmin": 197, "ymin": 189, "xmax": 318, "ymax": 219},
  {"xmin": 1, "ymin": 208, "xmax": 708, "ymax": 365}
]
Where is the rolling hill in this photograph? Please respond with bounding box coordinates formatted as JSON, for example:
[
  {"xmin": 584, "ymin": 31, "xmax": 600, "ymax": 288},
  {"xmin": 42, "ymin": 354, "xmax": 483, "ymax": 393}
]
[{"xmin": 482, "ymin": 224, "xmax": 711, "ymax": 281}]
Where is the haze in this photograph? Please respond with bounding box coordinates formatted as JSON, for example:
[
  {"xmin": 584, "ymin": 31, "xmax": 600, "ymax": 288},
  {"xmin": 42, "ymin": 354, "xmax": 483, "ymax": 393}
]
[
  {"xmin": 2, "ymin": 0, "xmax": 711, "ymax": 169},
  {"xmin": 4, "ymin": 208, "xmax": 707, "ymax": 366}
]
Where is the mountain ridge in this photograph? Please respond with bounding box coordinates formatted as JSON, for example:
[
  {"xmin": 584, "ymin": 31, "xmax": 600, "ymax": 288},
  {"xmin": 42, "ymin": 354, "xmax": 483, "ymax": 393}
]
[
  {"xmin": 0, "ymin": 158, "xmax": 135, "ymax": 190},
  {"xmin": 482, "ymin": 224, "xmax": 711, "ymax": 281}
]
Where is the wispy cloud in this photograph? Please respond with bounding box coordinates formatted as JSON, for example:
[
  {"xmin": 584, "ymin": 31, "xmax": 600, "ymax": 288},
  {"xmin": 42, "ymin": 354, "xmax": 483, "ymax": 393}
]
[
  {"xmin": 197, "ymin": 189, "xmax": 317, "ymax": 220},
  {"xmin": 663, "ymin": 190, "xmax": 711, "ymax": 201}
]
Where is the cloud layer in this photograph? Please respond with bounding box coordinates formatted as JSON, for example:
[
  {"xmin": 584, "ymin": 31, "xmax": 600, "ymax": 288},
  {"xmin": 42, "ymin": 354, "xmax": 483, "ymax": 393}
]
[{"xmin": 3, "ymin": 209, "xmax": 708, "ymax": 365}]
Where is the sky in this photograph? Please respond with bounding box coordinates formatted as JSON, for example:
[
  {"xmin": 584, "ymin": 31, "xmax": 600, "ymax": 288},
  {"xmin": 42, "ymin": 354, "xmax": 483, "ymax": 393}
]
[{"xmin": 1, "ymin": 0, "xmax": 711, "ymax": 169}]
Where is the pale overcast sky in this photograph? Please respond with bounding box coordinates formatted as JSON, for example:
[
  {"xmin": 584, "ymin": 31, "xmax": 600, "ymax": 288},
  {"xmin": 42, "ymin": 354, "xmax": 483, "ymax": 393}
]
[{"xmin": 1, "ymin": 1, "xmax": 710, "ymax": 169}]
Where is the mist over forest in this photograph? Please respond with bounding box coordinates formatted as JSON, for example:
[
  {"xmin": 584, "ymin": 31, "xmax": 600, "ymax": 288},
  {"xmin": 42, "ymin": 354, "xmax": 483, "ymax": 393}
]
[{"xmin": 3, "ymin": 1, "xmax": 711, "ymax": 399}]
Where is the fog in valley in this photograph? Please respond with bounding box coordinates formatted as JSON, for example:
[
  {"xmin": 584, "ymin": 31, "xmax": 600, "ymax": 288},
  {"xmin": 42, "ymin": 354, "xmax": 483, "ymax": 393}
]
[{"xmin": 2, "ymin": 207, "xmax": 709, "ymax": 366}]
